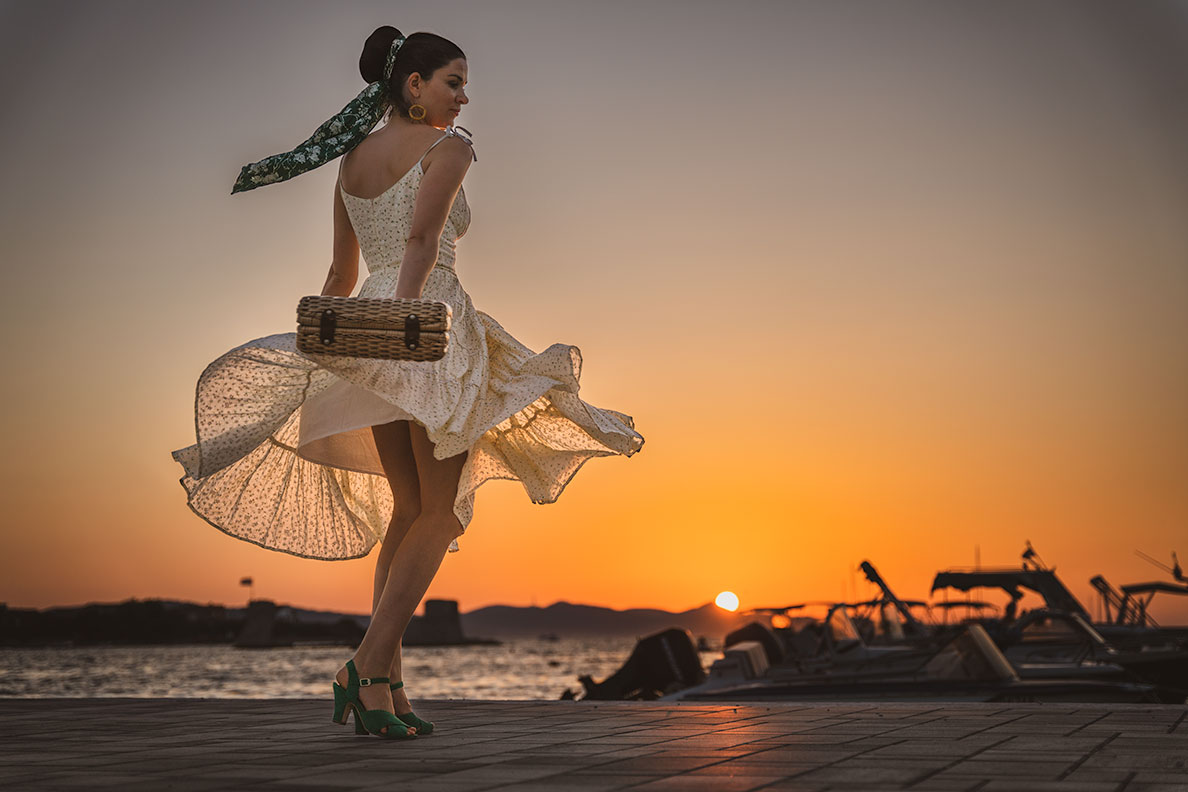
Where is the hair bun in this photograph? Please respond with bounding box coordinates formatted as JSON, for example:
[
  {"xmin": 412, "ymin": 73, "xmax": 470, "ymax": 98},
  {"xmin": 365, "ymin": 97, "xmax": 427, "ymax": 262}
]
[{"xmin": 360, "ymin": 25, "xmax": 404, "ymax": 83}]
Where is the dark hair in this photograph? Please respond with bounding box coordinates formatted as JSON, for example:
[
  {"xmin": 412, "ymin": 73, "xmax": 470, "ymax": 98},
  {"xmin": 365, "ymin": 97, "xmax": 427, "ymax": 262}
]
[{"xmin": 360, "ymin": 27, "xmax": 465, "ymax": 120}]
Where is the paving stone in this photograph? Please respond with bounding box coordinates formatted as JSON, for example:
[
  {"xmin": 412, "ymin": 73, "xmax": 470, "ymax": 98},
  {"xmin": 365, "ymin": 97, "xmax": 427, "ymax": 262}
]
[
  {"xmin": 484, "ymin": 776, "xmax": 658, "ymax": 791},
  {"xmin": 606, "ymin": 756, "xmax": 728, "ymax": 773},
  {"xmin": 797, "ymin": 764, "xmax": 929, "ymax": 783},
  {"xmin": 835, "ymin": 757, "xmax": 951, "ymax": 774},
  {"xmin": 111, "ymin": 782, "xmax": 226, "ymax": 792},
  {"xmin": 739, "ymin": 734, "xmax": 858, "ymax": 745},
  {"xmin": 1063, "ymin": 766, "xmax": 1134, "ymax": 783},
  {"xmin": 686, "ymin": 760, "xmax": 819, "ymax": 775},
  {"xmin": 867, "ymin": 740, "xmax": 988, "ymax": 758},
  {"xmin": 721, "ymin": 746, "xmax": 862, "ymax": 761},
  {"xmin": 15, "ymin": 773, "xmax": 147, "ymax": 788},
  {"xmin": 646, "ymin": 748, "xmax": 767, "ymax": 759},
  {"xmin": 906, "ymin": 781, "xmax": 985, "ymax": 791},
  {"xmin": 978, "ymin": 783, "xmax": 1121, "ymax": 792},
  {"xmin": 1132, "ymin": 772, "xmax": 1188, "ymax": 783},
  {"xmin": 195, "ymin": 765, "xmax": 346, "ymax": 782},
  {"xmin": 630, "ymin": 774, "xmax": 786, "ymax": 790},
  {"xmin": 1085, "ymin": 752, "xmax": 1188, "ymax": 770},
  {"xmin": 940, "ymin": 759, "xmax": 1073, "ymax": 777}
]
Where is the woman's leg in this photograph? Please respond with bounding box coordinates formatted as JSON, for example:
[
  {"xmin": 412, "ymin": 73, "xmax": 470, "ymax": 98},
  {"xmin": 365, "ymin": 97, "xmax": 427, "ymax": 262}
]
[
  {"xmin": 369, "ymin": 420, "xmax": 421, "ymax": 704},
  {"xmin": 337, "ymin": 420, "xmax": 467, "ymax": 732}
]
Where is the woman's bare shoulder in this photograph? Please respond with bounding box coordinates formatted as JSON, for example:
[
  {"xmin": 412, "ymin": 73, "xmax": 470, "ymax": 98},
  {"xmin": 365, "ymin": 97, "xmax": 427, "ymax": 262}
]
[
  {"xmin": 422, "ymin": 133, "xmax": 475, "ymax": 175},
  {"xmin": 434, "ymin": 134, "xmax": 476, "ymax": 159}
]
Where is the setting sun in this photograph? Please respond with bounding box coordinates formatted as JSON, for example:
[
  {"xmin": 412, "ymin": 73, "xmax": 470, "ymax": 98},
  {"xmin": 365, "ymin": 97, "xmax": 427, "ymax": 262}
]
[{"xmin": 715, "ymin": 591, "xmax": 739, "ymax": 611}]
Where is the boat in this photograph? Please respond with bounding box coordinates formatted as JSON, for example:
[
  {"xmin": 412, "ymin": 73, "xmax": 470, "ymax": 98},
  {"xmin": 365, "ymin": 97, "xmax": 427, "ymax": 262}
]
[
  {"xmin": 565, "ymin": 552, "xmax": 1186, "ymax": 704},
  {"xmin": 661, "ymin": 621, "xmax": 1162, "ymax": 703}
]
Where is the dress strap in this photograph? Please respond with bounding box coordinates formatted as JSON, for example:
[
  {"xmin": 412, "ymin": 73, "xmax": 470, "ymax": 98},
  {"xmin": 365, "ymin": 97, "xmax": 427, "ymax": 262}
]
[{"xmin": 416, "ymin": 125, "xmax": 478, "ymax": 168}]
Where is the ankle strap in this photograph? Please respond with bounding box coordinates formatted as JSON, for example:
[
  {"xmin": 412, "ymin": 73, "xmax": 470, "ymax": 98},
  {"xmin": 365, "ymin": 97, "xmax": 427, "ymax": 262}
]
[
  {"xmin": 389, "ymin": 680, "xmax": 404, "ymax": 690},
  {"xmin": 345, "ymin": 659, "xmax": 391, "ymax": 690},
  {"xmin": 359, "ymin": 675, "xmax": 390, "ymax": 687}
]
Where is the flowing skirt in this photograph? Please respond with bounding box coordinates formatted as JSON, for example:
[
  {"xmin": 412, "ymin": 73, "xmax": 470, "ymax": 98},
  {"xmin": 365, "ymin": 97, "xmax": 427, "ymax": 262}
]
[{"xmin": 170, "ymin": 265, "xmax": 645, "ymax": 558}]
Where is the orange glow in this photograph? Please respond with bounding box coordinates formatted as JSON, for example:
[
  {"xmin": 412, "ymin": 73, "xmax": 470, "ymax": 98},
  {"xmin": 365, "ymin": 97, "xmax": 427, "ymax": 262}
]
[{"xmin": 0, "ymin": 3, "xmax": 1185, "ymax": 631}]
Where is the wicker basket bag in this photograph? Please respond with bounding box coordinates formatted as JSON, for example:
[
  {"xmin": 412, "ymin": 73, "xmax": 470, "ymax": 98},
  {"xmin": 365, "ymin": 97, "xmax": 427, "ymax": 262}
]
[{"xmin": 296, "ymin": 295, "xmax": 452, "ymax": 361}]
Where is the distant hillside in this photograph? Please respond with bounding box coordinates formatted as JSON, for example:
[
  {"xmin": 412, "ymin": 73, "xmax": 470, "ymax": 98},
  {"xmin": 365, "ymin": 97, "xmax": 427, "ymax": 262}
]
[
  {"xmin": 459, "ymin": 601, "xmax": 750, "ymax": 640},
  {"xmin": 0, "ymin": 598, "xmax": 755, "ymax": 646}
]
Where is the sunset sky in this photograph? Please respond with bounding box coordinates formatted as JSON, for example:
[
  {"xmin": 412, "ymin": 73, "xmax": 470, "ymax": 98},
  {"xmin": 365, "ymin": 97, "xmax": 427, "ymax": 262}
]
[{"xmin": 2, "ymin": 1, "xmax": 1186, "ymax": 624}]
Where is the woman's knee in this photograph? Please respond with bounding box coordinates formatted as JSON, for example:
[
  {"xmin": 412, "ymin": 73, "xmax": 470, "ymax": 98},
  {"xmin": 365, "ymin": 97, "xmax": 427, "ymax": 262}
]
[
  {"xmin": 380, "ymin": 511, "xmax": 417, "ymax": 551},
  {"xmin": 390, "ymin": 492, "xmax": 422, "ymax": 521},
  {"xmin": 416, "ymin": 508, "xmax": 465, "ymax": 541}
]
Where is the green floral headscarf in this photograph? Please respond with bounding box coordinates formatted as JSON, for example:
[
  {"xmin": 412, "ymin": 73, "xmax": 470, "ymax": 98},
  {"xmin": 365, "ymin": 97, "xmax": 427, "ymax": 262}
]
[{"xmin": 231, "ymin": 37, "xmax": 405, "ymax": 194}]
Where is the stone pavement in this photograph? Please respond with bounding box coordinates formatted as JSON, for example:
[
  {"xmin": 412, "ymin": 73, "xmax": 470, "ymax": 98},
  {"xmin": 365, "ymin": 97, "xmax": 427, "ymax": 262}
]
[{"xmin": 0, "ymin": 698, "xmax": 1185, "ymax": 791}]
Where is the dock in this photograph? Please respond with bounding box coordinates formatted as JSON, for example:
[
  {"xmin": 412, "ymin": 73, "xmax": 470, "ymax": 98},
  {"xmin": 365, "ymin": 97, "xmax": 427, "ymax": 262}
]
[{"xmin": 1, "ymin": 698, "xmax": 1185, "ymax": 790}]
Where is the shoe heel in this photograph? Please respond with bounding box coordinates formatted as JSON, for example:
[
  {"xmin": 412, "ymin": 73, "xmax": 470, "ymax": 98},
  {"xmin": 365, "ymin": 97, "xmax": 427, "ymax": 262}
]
[
  {"xmin": 331, "ymin": 681, "xmax": 350, "ymax": 725},
  {"xmin": 352, "ymin": 706, "xmax": 369, "ymax": 735}
]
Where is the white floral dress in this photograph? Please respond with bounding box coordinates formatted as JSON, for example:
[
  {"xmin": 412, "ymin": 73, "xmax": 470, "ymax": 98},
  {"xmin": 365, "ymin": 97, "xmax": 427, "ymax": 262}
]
[{"xmin": 171, "ymin": 127, "xmax": 645, "ymax": 557}]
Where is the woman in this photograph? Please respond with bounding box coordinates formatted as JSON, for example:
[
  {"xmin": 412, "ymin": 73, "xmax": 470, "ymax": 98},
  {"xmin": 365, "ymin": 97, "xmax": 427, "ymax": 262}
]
[{"xmin": 170, "ymin": 27, "xmax": 644, "ymax": 739}]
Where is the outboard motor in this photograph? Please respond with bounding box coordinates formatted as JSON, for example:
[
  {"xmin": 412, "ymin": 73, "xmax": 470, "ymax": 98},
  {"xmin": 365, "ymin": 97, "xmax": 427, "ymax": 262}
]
[
  {"xmin": 725, "ymin": 621, "xmax": 786, "ymax": 666},
  {"xmin": 571, "ymin": 628, "xmax": 705, "ymax": 700}
]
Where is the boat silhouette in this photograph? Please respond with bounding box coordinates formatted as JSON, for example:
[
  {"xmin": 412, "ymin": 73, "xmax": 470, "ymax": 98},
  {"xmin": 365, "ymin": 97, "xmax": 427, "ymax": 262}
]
[{"xmin": 565, "ymin": 548, "xmax": 1186, "ymax": 704}]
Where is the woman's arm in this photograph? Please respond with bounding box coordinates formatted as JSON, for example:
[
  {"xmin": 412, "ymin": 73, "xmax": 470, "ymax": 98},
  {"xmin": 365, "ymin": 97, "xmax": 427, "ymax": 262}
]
[
  {"xmin": 393, "ymin": 137, "xmax": 474, "ymax": 299},
  {"xmin": 322, "ymin": 180, "xmax": 360, "ymax": 296}
]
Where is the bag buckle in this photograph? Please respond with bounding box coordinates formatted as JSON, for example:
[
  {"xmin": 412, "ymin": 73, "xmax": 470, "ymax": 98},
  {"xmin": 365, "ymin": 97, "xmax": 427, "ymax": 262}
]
[
  {"xmin": 319, "ymin": 309, "xmax": 337, "ymax": 345},
  {"xmin": 404, "ymin": 314, "xmax": 421, "ymax": 350}
]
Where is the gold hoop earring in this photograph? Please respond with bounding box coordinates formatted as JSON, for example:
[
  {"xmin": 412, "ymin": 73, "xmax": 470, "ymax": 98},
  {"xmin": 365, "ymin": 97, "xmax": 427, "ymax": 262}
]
[{"xmin": 408, "ymin": 103, "xmax": 427, "ymax": 121}]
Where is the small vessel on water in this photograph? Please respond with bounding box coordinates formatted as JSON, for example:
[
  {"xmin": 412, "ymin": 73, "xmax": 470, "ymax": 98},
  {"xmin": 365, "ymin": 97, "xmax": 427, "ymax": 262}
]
[{"xmin": 560, "ymin": 628, "xmax": 705, "ymax": 701}]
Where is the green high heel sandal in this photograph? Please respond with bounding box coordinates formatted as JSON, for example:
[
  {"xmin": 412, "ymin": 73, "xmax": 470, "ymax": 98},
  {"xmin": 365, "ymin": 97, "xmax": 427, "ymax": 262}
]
[
  {"xmin": 390, "ymin": 681, "xmax": 435, "ymax": 735},
  {"xmin": 331, "ymin": 659, "xmax": 417, "ymax": 739}
]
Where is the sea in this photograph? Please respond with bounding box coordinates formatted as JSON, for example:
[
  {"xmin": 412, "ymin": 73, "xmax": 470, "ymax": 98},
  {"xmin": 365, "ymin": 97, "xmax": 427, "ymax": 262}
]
[{"xmin": 0, "ymin": 639, "xmax": 722, "ymax": 700}]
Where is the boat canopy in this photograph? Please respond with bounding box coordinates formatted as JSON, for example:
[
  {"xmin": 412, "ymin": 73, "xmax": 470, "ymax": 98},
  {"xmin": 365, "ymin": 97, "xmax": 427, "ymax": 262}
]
[{"xmin": 930, "ymin": 569, "xmax": 1089, "ymax": 617}]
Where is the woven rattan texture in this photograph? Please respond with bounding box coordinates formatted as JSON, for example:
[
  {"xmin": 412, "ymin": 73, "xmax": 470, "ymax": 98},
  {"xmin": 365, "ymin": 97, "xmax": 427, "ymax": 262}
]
[{"xmin": 296, "ymin": 296, "xmax": 451, "ymax": 361}]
